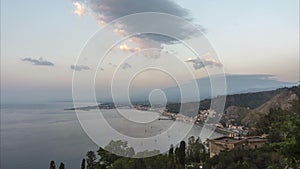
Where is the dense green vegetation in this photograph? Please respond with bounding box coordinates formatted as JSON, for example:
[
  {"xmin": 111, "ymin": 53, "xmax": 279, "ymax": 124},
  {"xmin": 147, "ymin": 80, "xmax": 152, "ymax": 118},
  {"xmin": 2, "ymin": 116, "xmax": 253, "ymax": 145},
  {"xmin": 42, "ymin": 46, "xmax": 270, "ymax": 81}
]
[
  {"xmin": 207, "ymin": 100, "xmax": 300, "ymax": 169},
  {"xmin": 81, "ymin": 139, "xmax": 195, "ymax": 169}
]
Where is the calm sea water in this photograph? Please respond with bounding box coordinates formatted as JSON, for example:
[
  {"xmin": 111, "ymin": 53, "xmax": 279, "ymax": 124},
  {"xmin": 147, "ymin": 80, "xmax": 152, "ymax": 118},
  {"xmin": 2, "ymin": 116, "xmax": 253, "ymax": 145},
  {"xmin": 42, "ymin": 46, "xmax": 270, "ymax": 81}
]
[{"xmin": 1, "ymin": 102, "xmax": 222, "ymax": 169}]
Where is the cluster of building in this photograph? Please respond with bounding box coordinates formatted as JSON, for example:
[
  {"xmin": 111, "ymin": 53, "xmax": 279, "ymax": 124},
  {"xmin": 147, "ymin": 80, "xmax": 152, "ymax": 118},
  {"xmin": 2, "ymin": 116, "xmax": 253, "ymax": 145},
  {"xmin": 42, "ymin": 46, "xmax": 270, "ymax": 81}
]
[
  {"xmin": 183, "ymin": 109, "xmax": 268, "ymax": 158},
  {"xmin": 194, "ymin": 109, "xmax": 218, "ymax": 124},
  {"xmin": 134, "ymin": 106, "xmax": 268, "ymax": 158},
  {"xmin": 193, "ymin": 109, "xmax": 251, "ymax": 136},
  {"xmin": 226, "ymin": 124, "xmax": 249, "ymax": 136},
  {"xmin": 209, "ymin": 135, "xmax": 268, "ymax": 158}
]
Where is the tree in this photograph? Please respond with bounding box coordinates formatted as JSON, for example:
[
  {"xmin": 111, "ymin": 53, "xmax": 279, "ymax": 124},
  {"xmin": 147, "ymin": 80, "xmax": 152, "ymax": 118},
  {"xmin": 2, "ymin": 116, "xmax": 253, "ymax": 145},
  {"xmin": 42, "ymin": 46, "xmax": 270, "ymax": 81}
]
[
  {"xmin": 187, "ymin": 136, "xmax": 206, "ymax": 163},
  {"xmin": 59, "ymin": 162, "xmax": 65, "ymax": 169},
  {"xmin": 168, "ymin": 144, "xmax": 175, "ymax": 169},
  {"xmin": 113, "ymin": 158, "xmax": 130, "ymax": 169},
  {"xmin": 178, "ymin": 141, "xmax": 186, "ymax": 167},
  {"xmin": 50, "ymin": 160, "xmax": 56, "ymax": 169},
  {"xmin": 270, "ymin": 116, "xmax": 300, "ymax": 167},
  {"xmin": 169, "ymin": 144, "xmax": 174, "ymax": 156},
  {"xmin": 174, "ymin": 147, "xmax": 179, "ymax": 165},
  {"xmin": 104, "ymin": 140, "xmax": 135, "ymax": 157},
  {"xmin": 86, "ymin": 151, "xmax": 97, "ymax": 169},
  {"xmin": 81, "ymin": 159, "xmax": 86, "ymax": 169},
  {"xmin": 97, "ymin": 146, "xmax": 117, "ymax": 167},
  {"xmin": 206, "ymin": 147, "xmax": 284, "ymax": 168}
]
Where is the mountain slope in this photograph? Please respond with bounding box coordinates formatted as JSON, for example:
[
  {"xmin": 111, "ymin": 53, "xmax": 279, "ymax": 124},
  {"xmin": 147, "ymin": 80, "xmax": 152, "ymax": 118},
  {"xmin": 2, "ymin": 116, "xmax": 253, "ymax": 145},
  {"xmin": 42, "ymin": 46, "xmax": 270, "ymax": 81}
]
[
  {"xmin": 166, "ymin": 86, "xmax": 300, "ymax": 127},
  {"xmin": 241, "ymin": 87, "xmax": 299, "ymax": 125}
]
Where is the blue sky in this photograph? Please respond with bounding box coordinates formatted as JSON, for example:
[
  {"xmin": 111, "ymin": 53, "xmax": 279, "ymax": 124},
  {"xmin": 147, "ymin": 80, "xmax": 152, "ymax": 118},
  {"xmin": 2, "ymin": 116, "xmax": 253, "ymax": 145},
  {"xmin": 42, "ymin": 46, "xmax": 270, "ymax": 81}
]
[
  {"xmin": 1, "ymin": 0, "xmax": 299, "ymax": 103},
  {"xmin": 180, "ymin": 0, "xmax": 299, "ymax": 81}
]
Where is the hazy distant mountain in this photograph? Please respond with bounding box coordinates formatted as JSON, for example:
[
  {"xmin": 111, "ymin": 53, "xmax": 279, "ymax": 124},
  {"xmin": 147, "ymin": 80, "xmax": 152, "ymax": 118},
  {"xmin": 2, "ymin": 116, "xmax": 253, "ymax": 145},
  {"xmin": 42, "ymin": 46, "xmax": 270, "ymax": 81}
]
[
  {"xmin": 97, "ymin": 74, "xmax": 298, "ymax": 103},
  {"xmin": 163, "ymin": 74, "xmax": 297, "ymax": 102}
]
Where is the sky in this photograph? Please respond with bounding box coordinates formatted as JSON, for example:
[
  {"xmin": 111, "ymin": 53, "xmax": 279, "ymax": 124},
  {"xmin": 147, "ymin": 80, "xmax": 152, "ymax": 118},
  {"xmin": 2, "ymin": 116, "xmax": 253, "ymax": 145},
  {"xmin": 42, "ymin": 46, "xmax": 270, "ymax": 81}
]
[{"xmin": 1, "ymin": 0, "xmax": 299, "ymax": 103}]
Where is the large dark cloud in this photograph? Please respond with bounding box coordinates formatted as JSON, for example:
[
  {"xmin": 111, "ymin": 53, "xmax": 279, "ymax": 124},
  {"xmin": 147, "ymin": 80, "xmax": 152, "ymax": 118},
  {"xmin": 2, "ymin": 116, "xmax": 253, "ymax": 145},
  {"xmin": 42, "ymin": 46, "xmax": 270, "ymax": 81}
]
[
  {"xmin": 70, "ymin": 64, "xmax": 91, "ymax": 71},
  {"xmin": 21, "ymin": 57, "xmax": 54, "ymax": 66},
  {"xmin": 84, "ymin": 0, "xmax": 202, "ymax": 48},
  {"xmin": 87, "ymin": 0, "xmax": 191, "ymax": 22}
]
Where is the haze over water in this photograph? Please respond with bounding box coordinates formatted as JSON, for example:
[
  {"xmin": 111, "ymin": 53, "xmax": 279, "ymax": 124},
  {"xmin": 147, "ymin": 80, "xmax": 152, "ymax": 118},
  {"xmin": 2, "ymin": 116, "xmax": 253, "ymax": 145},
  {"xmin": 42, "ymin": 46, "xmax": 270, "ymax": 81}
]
[{"xmin": 1, "ymin": 102, "xmax": 222, "ymax": 169}]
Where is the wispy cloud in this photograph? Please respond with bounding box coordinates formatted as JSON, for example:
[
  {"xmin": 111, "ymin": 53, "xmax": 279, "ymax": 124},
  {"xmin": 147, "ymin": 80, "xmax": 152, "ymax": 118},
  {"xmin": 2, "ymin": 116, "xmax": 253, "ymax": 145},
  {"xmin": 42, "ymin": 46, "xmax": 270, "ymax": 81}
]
[
  {"xmin": 73, "ymin": 2, "xmax": 86, "ymax": 16},
  {"xmin": 113, "ymin": 23, "xmax": 127, "ymax": 36},
  {"xmin": 185, "ymin": 55, "xmax": 222, "ymax": 70},
  {"xmin": 119, "ymin": 44, "xmax": 140, "ymax": 53},
  {"xmin": 70, "ymin": 64, "xmax": 91, "ymax": 71},
  {"xmin": 21, "ymin": 57, "xmax": 54, "ymax": 66},
  {"xmin": 141, "ymin": 50, "xmax": 161, "ymax": 59},
  {"xmin": 108, "ymin": 62, "xmax": 117, "ymax": 67},
  {"xmin": 121, "ymin": 62, "xmax": 132, "ymax": 70}
]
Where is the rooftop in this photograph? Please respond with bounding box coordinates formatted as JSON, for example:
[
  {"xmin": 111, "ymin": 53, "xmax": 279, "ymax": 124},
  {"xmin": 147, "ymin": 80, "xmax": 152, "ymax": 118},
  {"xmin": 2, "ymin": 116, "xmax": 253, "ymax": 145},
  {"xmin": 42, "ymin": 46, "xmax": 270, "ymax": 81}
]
[
  {"xmin": 247, "ymin": 136, "xmax": 267, "ymax": 142},
  {"xmin": 211, "ymin": 136, "xmax": 267, "ymax": 144},
  {"xmin": 211, "ymin": 136, "xmax": 246, "ymax": 143}
]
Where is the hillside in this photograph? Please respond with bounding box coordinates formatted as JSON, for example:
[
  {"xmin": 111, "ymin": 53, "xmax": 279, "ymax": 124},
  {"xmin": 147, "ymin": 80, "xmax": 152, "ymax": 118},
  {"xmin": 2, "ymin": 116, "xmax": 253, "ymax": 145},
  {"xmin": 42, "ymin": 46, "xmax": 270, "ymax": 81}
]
[
  {"xmin": 241, "ymin": 87, "xmax": 299, "ymax": 125},
  {"xmin": 166, "ymin": 86, "xmax": 299, "ymax": 114},
  {"xmin": 203, "ymin": 87, "xmax": 289, "ymax": 110}
]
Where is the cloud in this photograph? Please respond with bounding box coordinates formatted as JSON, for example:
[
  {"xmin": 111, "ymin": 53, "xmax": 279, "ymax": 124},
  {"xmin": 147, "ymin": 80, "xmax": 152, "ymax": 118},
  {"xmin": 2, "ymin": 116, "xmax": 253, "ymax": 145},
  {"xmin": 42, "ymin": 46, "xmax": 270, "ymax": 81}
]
[
  {"xmin": 73, "ymin": 2, "xmax": 86, "ymax": 16},
  {"xmin": 108, "ymin": 62, "xmax": 117, "ymax": 67},
  {"xmin": 119, "ymin": 44, "xmax": 140, "ymax": 52},
  {"xmin": 70, "ymin": 64, "xmax": 91, "ymax": 71},
  {"xmin": 21, "ymin": 57, "xmax": 54, "ymax": 66},
  {"xmin": 113, "ymin": 23, "xmax": 127, "ymax": 36},
  {"xmin": 121, "ymin": 63, "xmax": 132, "ymax": 70},
  {"xmin": 79, "ymin": 0, "xmax": 203, "ymax": 52},
  {"xmin": 141, "ymin": 50, "xmax": 161, "ymax": 59},
  {"xmin": 185, "ymin": 56, "xmax": 222, "ymax": 70},
  {"xmin": 129, "ymin": 36, "xmax": 162, "ymax": 50},
  {"xmin": 87, "ymin": 0, "xmax": 190, "ymax": 24}
]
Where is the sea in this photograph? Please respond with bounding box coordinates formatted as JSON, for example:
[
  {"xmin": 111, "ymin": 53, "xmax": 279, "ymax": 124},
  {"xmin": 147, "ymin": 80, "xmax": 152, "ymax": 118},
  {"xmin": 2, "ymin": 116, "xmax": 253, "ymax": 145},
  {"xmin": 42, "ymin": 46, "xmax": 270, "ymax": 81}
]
[{"xmin": 1, "ymin": 102, "xmax": 223, "ymax": 169}]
